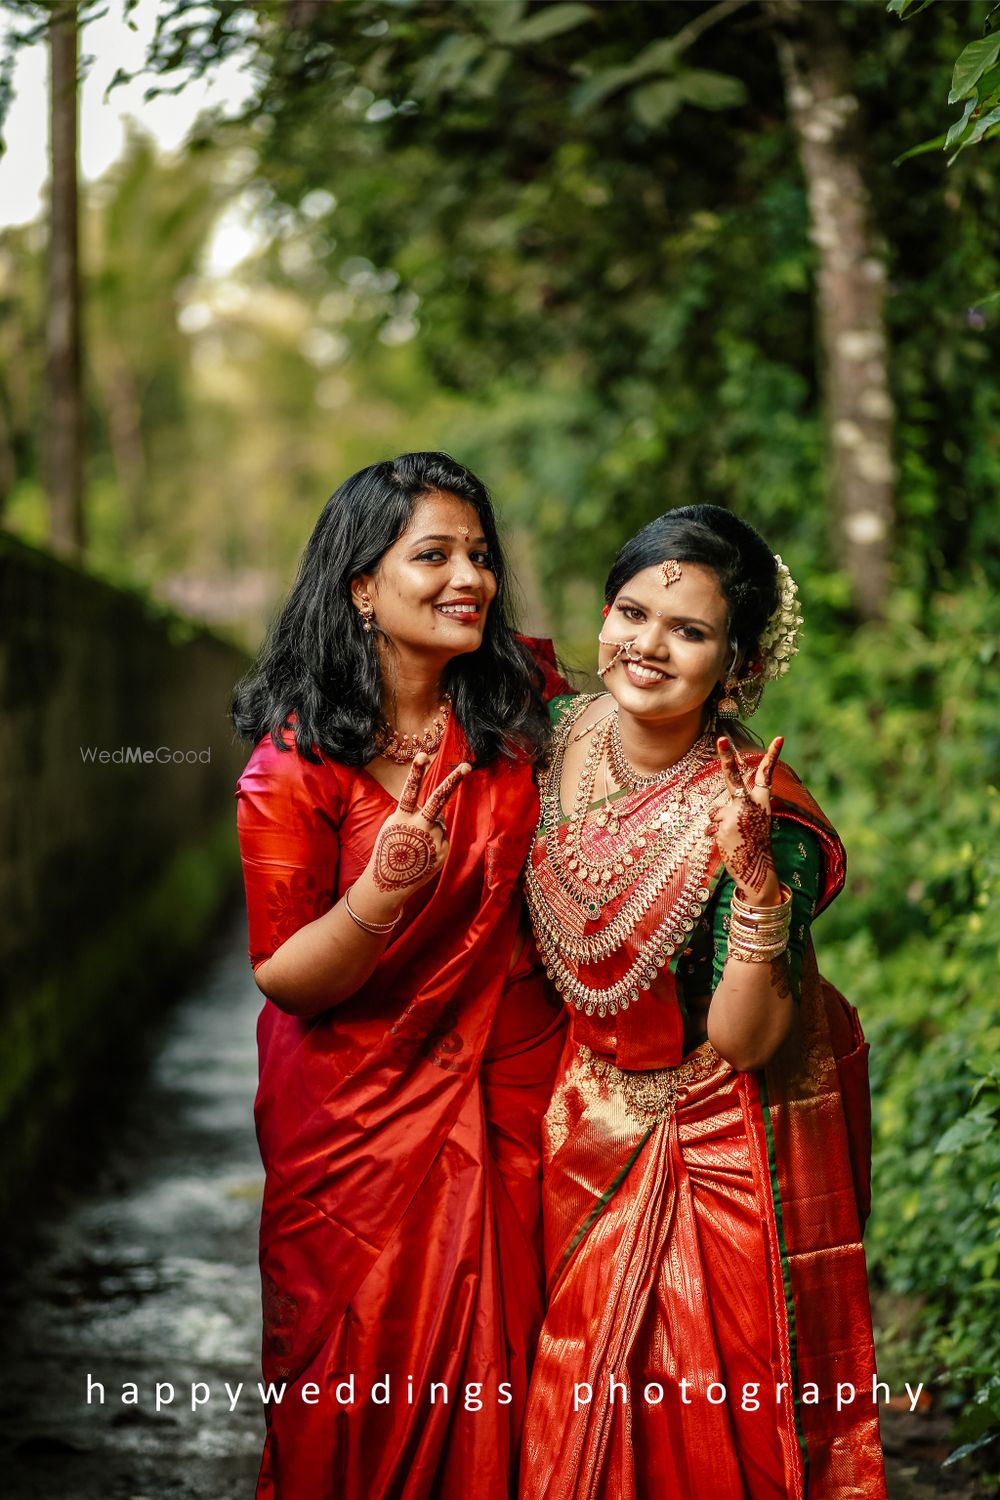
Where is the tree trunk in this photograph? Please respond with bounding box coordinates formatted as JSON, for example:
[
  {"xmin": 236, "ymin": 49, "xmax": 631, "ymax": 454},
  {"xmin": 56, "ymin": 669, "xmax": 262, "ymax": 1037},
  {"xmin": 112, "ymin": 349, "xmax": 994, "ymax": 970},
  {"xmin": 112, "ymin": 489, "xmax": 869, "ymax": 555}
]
[
  {"xmin": 47, "ymin": 3, "xmax": 84, "ymax": 558},
  {"xmin": 770, "ymin": 1, "xmax": 894, "ymax": 621}
]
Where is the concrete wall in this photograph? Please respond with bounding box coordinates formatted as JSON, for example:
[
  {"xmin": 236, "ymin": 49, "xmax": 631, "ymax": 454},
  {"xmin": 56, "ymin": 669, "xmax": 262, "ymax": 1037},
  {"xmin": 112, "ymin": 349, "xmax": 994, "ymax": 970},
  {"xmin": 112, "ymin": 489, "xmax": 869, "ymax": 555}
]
[{"xmin": 0, "ymin": 533, "xmax": 251, "ymax": 1211}]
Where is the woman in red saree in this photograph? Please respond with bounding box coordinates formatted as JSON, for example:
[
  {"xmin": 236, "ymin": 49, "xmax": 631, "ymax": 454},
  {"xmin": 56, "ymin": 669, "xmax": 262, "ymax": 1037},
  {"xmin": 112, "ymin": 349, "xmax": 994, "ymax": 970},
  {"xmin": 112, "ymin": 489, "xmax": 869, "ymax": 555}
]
[
  {"xmin": 520, "ymin": 507, "xmax": 886, "ymax": 1499},
  {"xmin": 233, "ymin": 454, "xmax": 567, "ymax": 1500}
]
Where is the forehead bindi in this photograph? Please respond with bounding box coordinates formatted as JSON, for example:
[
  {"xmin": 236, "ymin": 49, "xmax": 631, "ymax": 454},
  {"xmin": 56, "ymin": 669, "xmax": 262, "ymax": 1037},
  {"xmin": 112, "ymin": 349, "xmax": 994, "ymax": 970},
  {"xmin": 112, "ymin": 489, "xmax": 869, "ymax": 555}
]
[
  {"xmin": 621, "ymin": 563, "xmax": 727, "ymax": 626},
  {"xmin": 404, "ymin": 491, "xmax": 484, "ymax": 542}
]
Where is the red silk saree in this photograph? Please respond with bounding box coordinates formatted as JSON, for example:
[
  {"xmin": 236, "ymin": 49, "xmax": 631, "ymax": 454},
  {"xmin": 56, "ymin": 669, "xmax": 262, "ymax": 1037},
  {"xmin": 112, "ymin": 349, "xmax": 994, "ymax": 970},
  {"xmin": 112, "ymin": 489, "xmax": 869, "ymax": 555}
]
[
  {"xmin": 520, "ymin": 712, "xmax": 886, "ymax": 1500},
  {"xmin": 236, "ymin": 705, "xmax": 565, "ymax": 1500}
]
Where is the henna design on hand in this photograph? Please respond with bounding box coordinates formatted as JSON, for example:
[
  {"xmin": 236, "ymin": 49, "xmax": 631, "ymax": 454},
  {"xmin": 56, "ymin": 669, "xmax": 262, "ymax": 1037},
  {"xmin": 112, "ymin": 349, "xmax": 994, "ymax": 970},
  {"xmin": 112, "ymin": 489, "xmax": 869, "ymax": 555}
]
[
  {"xmin": 756, "ymin": 736, "xmax": 784, "ymax": 789},
  {"xmin": 397, "ymin": 754, "xmax": 429, "ymax": 814},
  {"xmin": 421, "ymin": 761, "xmax": 470, "ymax": 821},
  {"xmin": 726, "ymin": 798, "xmax": 775, "ymax": 893},
  {"xmin": 769, "ymin": 955, "xmax": 793, "ymax": 1002},
  {"xmin": 372, "ymin": 824, "xmax": 437, "ymax": 891}
]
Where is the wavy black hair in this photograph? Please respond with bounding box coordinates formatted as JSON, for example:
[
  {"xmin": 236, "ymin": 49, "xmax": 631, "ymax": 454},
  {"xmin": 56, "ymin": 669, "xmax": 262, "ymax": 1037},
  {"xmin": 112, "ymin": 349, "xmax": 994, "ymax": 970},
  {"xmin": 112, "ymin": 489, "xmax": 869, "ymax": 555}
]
[
  {"xmin": 232, "ymin": 452, "xmax": 551, "ymax": 768},
  {"xmin": 605, "ymin": 505, "xmax": 780, "ymax": 729}
]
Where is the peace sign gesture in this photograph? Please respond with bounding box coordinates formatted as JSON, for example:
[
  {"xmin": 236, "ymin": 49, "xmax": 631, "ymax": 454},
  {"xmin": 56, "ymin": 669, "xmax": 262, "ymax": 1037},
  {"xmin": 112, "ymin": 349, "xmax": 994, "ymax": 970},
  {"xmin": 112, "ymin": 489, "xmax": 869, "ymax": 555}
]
[
  {"xmin": 708, "ymin": 735, "xmax": 784, "ymax": 903},
  {"xmin": 367, "ymin": 753, "xmax": 471, "ymax": 900}
]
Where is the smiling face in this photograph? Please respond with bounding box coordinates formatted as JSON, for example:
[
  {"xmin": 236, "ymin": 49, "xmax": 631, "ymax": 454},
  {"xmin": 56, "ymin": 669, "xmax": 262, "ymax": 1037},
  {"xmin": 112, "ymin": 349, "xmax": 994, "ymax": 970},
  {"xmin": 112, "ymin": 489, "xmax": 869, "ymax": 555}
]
[
  {"xmin": 600, "ymin": 562, "xmax": 731, "ymax": 731},
  {"xmin": 352, "ymin": 490, "xmax": 498, "ymax": 672}
]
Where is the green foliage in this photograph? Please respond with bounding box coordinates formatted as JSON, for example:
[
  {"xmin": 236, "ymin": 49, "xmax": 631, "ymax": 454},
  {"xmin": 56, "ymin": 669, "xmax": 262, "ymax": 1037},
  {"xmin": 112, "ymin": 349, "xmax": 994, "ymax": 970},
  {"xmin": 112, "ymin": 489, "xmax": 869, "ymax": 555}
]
[
  {"xmin": 756, "ymin": 578, "xmax": 1000, "ymax": 1447},
  {"xmin": 889, "ymin": 0, "xmax": 1000, "ymax": 159}
]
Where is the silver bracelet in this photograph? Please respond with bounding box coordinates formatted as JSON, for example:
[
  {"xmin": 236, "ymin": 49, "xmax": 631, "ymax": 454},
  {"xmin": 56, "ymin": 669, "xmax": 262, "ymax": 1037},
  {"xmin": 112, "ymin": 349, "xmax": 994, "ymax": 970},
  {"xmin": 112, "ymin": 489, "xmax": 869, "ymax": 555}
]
[{"xmin": 344, "ymin": 885, "xmax": 401, "ymax": 936}]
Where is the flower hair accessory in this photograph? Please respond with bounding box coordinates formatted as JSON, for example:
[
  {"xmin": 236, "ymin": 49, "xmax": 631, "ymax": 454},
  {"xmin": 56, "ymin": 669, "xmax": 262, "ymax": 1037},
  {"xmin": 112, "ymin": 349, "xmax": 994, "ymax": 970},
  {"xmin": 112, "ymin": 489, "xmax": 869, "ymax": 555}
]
[{"xmin": 756, "ymin": 555, "xmax": 802, "ymax": 681}]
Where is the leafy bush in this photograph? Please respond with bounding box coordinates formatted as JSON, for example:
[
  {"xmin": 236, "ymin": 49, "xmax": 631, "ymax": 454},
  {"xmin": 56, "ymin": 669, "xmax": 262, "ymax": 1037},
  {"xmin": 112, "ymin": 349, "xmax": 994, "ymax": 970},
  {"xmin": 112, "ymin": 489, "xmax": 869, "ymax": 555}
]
[{"xmin": 759, "ymin": 573, "xmax": 1000, "ymax": 1460}]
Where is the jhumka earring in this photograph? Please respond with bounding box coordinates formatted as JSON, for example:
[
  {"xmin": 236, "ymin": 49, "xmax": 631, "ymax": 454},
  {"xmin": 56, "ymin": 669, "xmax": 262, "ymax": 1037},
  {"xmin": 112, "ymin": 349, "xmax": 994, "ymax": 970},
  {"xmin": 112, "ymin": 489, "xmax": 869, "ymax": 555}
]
[
  {"xmin": 358, "ymin": 591, "xmax": 375, "ymax": 634},
  {"xmin": 716, "ymin": 649, "xmax": 740, "ymax": 718}
]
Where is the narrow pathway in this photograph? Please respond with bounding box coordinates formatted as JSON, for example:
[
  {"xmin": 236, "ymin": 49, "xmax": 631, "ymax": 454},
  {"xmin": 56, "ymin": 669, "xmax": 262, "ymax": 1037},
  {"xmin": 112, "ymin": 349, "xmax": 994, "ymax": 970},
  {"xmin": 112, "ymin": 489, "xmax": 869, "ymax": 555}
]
[
  {"xmin": 0, "ymin": 921, "xmax": 987, "ymax": 1499},
  {"xmin": 0, "ymin": 921, "xmax": 264, "ymax": 1500}
]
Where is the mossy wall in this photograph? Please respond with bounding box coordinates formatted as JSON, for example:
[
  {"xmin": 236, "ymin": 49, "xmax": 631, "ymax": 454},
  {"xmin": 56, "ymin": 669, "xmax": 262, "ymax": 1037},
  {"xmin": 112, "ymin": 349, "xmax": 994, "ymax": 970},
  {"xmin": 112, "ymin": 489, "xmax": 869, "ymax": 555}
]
[{"xmin": 0, "ymin": 534, "xmax": 250, "ymax": 1211}]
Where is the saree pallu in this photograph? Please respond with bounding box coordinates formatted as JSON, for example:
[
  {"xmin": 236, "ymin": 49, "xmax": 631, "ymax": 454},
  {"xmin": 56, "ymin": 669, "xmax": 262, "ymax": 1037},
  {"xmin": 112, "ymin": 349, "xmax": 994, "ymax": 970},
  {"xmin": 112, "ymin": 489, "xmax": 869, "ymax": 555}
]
[
  {"xmin": 520, "ymin": 958, "xmax": 885, "ymax": 1500},
  {"xmin": 237, "ymin": 711, "xmax": 566, "ymax": 1500}
]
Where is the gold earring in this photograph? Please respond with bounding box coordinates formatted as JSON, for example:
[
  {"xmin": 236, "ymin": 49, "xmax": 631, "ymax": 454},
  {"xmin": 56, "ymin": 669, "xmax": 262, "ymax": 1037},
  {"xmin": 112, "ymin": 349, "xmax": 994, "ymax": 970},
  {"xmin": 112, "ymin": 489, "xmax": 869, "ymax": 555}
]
[
  {"xmin": 358, "ymin": 591, "xmax": 375, "ymax": 633},
  {"xmin": 716, "ymin": 678, "xmax": 740, "ymax": 718},
  {"xmin": 717, "ymin": 649, "xmax": 740, "ymax": 717}
]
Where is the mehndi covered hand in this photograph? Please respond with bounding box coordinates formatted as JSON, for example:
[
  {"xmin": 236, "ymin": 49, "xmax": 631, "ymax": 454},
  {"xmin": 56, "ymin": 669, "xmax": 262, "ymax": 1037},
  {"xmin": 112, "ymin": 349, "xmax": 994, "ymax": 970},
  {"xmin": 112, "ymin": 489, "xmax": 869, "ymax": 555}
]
[
  {"xmin": 367, "ymin": 752, "xmax": 470, "ymax": 899},
  {"xmin": 708, "ymin": 735, "xmax": 784, "ymax": 904}
]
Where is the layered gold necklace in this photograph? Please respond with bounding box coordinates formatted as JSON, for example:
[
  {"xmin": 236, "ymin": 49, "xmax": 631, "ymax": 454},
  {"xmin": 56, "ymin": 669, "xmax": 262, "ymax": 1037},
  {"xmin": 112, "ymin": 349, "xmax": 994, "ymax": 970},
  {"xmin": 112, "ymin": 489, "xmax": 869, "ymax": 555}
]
[{"xmin": 525, "ymin": 696, "xmax": 726, "ymax": 1018}]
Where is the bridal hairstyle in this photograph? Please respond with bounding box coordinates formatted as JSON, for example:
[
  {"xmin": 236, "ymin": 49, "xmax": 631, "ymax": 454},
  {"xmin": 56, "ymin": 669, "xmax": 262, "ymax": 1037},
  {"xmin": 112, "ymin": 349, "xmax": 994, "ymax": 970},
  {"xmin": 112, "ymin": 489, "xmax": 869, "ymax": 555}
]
[
  {"xmin": 232, "ymin": 452, "xmax": 551, "ymax": 768},
  {"xmin": 605, "ymin": 504, "xmax": 779, "ymax": 668}
]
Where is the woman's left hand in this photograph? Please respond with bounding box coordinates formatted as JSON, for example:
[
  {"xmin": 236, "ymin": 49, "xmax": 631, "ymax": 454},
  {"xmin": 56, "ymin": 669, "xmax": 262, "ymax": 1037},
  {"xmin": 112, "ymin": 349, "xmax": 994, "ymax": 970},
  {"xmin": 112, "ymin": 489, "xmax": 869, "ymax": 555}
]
[{"xmin": 709, "ymin": 735, "xmax": 784, "ymax": 903}]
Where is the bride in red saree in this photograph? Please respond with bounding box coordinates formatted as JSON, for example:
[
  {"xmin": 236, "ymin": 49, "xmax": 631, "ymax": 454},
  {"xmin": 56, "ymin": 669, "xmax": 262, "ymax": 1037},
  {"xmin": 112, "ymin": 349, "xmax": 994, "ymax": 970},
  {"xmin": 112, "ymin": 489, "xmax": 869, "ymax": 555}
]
[
  {"xmin": 233, "ymin": 454, "xmax": 567, "ymax": 1500},
  {"xmin": 520, "ymin": 507, "xmax": 886, "ymax": 1500}
]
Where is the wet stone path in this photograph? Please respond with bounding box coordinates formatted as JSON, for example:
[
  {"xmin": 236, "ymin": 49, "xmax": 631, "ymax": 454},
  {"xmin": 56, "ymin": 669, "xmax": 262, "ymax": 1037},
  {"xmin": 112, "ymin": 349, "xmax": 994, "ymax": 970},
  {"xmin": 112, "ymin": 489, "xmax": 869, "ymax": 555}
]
[
  {"xmin": 0, "ymin": 922, "xmax": 988, "ymax": 1499},
  {"xmin": 0, "ymin": 921, "xmax": 265, "ymax": 1500}
]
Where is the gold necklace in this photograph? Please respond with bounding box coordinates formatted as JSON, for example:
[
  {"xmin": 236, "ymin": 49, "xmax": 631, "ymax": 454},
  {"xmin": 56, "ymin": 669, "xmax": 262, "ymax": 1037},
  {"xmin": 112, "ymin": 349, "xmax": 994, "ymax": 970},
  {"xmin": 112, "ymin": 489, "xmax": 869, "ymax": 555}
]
[
  {"xmin": 378, "ymin": 696, "xmax": 451, "ymax": 764},
  {"xmin": 609, "ymin": 712, "xmax": 715, "ymax": 794},
  {"xmin": 524, "ymin": 696, "xmax": 727, "ymax": 1017},
  {"xmin": 551, "ymin": 700, "xmax": 716, "ymax": 917}
]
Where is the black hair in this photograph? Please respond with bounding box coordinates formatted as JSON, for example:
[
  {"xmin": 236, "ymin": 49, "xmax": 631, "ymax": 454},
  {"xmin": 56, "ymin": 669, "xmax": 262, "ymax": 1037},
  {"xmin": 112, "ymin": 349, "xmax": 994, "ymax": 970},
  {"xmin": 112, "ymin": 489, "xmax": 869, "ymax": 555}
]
[
  {"xmin": 232, "ymin": 452, "xmax": 550, "ymax": 768},
  {"xmin": 604, "ymin": 505, "xmax": 779, "ymax": 661},
  {"xmin": 604, "ymin": 506, "xmax": 779, "ymax": 742}
]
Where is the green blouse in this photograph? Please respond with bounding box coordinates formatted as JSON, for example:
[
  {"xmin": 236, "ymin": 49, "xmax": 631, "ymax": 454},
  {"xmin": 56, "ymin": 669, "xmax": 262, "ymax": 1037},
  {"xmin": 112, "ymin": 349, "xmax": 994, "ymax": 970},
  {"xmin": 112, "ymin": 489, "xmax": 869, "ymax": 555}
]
[{"xmin": 544, "ymin": 695, "xmax": 821, "ymax": 1004}]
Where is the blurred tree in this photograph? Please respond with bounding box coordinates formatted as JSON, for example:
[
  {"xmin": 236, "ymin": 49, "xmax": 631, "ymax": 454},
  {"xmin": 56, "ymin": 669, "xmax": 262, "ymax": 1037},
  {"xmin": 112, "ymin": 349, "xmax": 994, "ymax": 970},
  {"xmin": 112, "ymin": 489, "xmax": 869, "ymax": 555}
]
[
  {"xmin": 770, "ymin": 0, "xmax": 894, "ymax": 620},
  {"xmin": 85, "ymin": 128, "xmax": 228, "ymax": 542},
  {"xmin": 46, "ymin": 0, "xmax": 83, "ymax": 556},
  {"xmin": 127, "ymin": 0, "xmax": 999, "ymax": 624}
]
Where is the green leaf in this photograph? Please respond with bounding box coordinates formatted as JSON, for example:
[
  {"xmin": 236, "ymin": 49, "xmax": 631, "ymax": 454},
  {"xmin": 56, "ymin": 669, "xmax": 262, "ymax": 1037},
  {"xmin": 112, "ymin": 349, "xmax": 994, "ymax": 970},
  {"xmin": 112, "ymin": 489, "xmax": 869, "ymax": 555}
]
[
  {"xmin": 484, "ymin": 0, "xmax": 527, "ymax": 38},
  {"xmin": 945, "ymin": 96, "xmax": 977, "ymax": 150},
  {"xmin": 628, "ymin": 36, "xmax": 683, "ymax": 74},
  {"xmin": 886, "ymin": 0, "xmax": 938, "ymax": 16},
  {"xmin": 892, "ymin": 131, "xmax": 947, "ymax": 165},
  {"xmin": 572, "ymin": 63, "xmax": 644, "ymax": 114},
  {"xmin": 943, "ymin": 1430, "xmax": 1000, "ymax": 1467},
  {"xmin": 966, "ymin": 102, "xmax": 1000, "ymax": 146},
  {"xmin": 976, "ymin": 61, "xmax": 1000, "ymax": 104},
  {"xmin": 973, "ymin": 289, "xmax": 1000, "ymax": 308},
  {"xmin": 412, "ymin": 34, "xmax": 486, "ymax": 99},
  {"xmin": 468, "ymin": 48, "xmax": 512, "ymax": 99},
  {"xmin": 675, "ymin": 70, "xmax": 747, "ymax": 110},
  {"xmin": 936, "ymin": 1107, "xmax": 997, "ymax": 1154},
  {"xmin": 629, "ymin": 79, "xmax": 682, "ymax": 130},
  {"xmin": 505, "ymin": 3, "xmax": 592, "ymax": 46},
  {"xmin": 949, "ymin": 37, "xmax": 1000, "ymax": 104}
]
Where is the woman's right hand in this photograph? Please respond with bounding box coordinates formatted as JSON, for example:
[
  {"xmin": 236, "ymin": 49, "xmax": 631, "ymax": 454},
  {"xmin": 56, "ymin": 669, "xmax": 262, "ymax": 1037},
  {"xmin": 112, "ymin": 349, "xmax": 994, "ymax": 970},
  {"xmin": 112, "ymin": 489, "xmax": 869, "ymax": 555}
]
[{"xmin": 363, "ymin": 752, "xmax": 471, "ymax": 910}]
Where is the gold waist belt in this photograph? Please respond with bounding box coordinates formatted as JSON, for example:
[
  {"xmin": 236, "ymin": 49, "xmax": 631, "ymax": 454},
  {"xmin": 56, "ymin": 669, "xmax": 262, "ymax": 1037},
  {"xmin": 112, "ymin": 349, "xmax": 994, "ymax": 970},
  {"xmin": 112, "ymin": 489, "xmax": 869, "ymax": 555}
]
[{"xmin": 576, "ymin": 1042, "xmax": 724, "ymax": 1125}]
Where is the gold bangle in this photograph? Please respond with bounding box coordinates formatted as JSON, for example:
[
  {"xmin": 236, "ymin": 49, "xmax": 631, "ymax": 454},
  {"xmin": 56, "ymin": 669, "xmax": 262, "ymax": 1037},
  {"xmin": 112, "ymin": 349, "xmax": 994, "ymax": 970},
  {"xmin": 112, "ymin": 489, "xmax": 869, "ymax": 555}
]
[
  {"xmin": 344, "ymin": 886, "xmax": 401, "ymax": 935},
  {"xmin": 729, "ymin": 913, "xmax": 790, "ymax": 934},
  {"xmin": 727, "ymin": 936, "xmax": 789, "ymax": 962},
  {"xmin": 731, "ymin": 883, "xmax": 792, "ymax": 920}
]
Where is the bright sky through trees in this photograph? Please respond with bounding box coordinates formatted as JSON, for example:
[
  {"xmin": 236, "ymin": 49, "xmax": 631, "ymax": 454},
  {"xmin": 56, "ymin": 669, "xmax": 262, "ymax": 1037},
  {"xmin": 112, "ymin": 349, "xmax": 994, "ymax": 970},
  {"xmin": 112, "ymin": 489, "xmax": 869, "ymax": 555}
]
[{"xmin": 0, "ymin": 0, "xmax": 256, "ymax": 231}]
